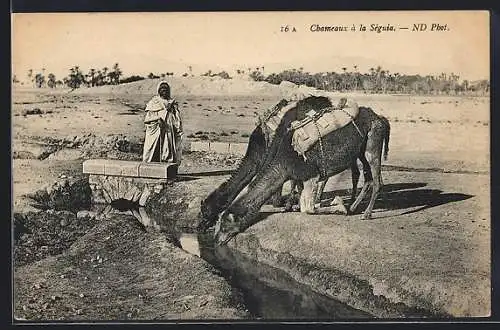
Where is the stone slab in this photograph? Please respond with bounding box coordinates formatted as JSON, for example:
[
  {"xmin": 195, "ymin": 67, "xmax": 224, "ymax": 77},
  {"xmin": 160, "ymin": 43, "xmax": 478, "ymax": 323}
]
[
  {"xmin": 83, "ymin": 159, "xmax": 176, "ymax": 179},
  {"xmin": 189, "ymin": 141, "xmax": 249, "ymax": 155},
  {"xmin": 83, "ymin": 159, "xmax": 106, "ymax": 174},
  {"xmin": 209, "ymin": 142, "xmax": 230, "ymax": 154},
  {"xmin": 190, "ymin": 141, "xmax": 211, "ymax": 152},
  {"xmin": 104, "ymin": 160, "xmax": 140, "ymax": 177},
  {"xmin": 228, "ymin": 143, "xmax": 248, "ymax": 155},
  {"xmin": 138, "ymin": 162, "xmax": 174, "ymax": 179}
]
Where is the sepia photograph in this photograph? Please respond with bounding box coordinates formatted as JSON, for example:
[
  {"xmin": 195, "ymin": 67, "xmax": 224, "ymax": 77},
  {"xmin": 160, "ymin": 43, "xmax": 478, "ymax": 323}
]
[{"xmin": 11, "ymin": 10, "xmax": 490, "ymax": 321}]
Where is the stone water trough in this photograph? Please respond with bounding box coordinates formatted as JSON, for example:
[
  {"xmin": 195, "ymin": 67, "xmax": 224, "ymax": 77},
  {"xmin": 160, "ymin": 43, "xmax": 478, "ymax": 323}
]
[{"xmin": 83, "ymin": 159, "xmax": 178, "ymax": 206}]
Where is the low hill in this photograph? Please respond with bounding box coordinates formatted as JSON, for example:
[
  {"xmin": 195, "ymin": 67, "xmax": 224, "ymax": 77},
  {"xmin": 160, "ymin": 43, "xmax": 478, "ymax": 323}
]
[{"xmin": 75, "ymin": 76, "xmax": 336, "ymax": 100}]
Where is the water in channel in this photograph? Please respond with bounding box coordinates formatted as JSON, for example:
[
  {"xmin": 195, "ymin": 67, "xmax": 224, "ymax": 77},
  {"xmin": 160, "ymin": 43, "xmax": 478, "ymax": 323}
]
[{"xmin": 98, "ymin": 199, "xmax": 371, "ymax": 320}]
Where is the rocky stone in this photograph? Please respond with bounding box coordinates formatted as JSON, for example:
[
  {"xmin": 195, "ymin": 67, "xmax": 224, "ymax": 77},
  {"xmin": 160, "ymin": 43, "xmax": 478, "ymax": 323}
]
[
  {"xmin": 139, "ymin": 186, "xmax": 152, "ymax": 206},
  {"xmin": 87, "ymin": 174, "xmax": 168, "ymax": 207},
  {"xmin": 77, "ymin": 210, "xmax": 97, "ymax": 220}
]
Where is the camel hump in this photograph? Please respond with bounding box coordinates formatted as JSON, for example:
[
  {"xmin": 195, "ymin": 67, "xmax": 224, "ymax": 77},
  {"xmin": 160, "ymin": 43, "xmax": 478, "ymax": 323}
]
[
  {"xmin": 262, "ymin": 100, "xmax": 299, "ymax": 132},
  {"xmin": 338, "ymin": 98, "xmax": 348, "ymax": 108},
  {"xmin": 290, "ymin": 98, "xmax": 360, "ymax": 157},
  {"xmin": 332, "ymin": 97, "xmax": 359, "ymax": 117}
]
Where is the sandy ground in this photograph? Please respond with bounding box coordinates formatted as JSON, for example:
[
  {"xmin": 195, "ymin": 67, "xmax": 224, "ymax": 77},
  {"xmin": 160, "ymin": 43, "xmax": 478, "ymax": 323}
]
[{"xmin": 11, "ymin": 78, "xmax": 491, "ymax": 319}]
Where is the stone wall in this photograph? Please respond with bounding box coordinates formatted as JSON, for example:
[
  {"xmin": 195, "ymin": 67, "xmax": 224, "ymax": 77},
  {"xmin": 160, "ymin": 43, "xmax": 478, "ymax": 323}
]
[{"xmin": 88, "ymin": 174, "xmax": 167, "ymax": 206}]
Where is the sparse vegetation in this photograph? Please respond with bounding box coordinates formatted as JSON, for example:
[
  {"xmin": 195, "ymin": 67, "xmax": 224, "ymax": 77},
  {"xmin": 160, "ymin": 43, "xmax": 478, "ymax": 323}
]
[
  {"xmin": 15, "ymin": 63, "xmax": 489, "ymax": 96},
  {"xmin": 253, "ymin": 66, "xmax": 489, "ymax": 96},
  {"xmin": 120, "ymin": 75, "xmax": 146, "ymax": 84}
]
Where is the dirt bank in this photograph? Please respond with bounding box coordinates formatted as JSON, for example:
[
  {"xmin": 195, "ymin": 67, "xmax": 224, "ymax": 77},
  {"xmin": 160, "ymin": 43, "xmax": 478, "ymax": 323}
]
[
  {"xmin": 12, "ymin": 153, "xmax": 244, "ymax": 321},
  {"xmin": 226, "ymin": 170, "xmax": 490, "ymax": 318},
  {"xmin": 14, "ymin": 215, "xmax": 248, "ymax": 320}
]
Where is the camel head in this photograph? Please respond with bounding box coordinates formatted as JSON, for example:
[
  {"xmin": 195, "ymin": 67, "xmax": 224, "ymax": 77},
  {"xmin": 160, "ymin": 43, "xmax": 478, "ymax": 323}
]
[
  {"xmin": 214, "ymin": 210, "xmax": 240, "ymax": 245},
  {"xmin": 198, "ymin": 196, "xmax": 220, "ymax": 230}
]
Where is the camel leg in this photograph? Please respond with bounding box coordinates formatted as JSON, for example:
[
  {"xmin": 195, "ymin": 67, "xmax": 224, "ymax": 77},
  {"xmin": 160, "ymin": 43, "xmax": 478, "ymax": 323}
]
[
  {"xmin": 295, "ymin": 180, "xmax": 304, "ymax": 195},
  {"xmin": 359, "ymin": 153, "xmax": 373, "ymax": 184},
  {"xmin": 314, "ymin": 178, "xmax": 327, "ymax": 208},
  {"xmin": 362, "ymin": 156, "xmax": 381, "ymax": 219},
  {"xmin": 349, "ymin": 180, "xmax": 372, "ymax": 213},
  {"xmin": 362, "ymin": 122, "xmax": 384, "ymax": 220},
  {"xmin": 271, "ymin": 184, "xmax": 284, "ymax": 207},
  {"xmin": 286, "ymin": 180, "xmax": 303, "ymax": 212},
  {"xmin": 349, "ymin": 161, "xmax": 360, "ymax": 205},
  {"xmin": 349, "ymin": 152, "xmax": 374, "ymax": 213},
  {"xmin": 300, "ymin": 175, "xmax": 320, "ymax": 214}
]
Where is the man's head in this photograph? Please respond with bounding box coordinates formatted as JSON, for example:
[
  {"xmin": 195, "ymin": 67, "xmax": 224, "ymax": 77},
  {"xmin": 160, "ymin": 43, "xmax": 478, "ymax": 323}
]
[{"xmin": 157, "ymin": 81, "xmax": 171, "ymax": 99}]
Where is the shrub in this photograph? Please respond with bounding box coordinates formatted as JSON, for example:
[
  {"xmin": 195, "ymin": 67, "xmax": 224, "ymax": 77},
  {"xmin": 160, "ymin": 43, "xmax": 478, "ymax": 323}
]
[{"xmin": 120, "ymin": 75, "xmax": 145, "ymax": 83}]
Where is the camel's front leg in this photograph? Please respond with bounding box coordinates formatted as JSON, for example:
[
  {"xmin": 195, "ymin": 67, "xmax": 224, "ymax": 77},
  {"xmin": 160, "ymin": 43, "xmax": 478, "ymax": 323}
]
[
  {"xmin": 300, "ymin": 175, "xmax": 320, "ymax": 214},
  {"xmin": 284, "ymin": 180, "xmax": 302, "ymax": 212},
  {"xmin": 314, "ymin": 179, "xmax": 327, "ymax": 209}
]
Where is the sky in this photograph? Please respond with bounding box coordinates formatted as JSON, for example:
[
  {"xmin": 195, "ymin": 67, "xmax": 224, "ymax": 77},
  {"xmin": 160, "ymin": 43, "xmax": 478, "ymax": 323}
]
[{"xmin": 12, "ymin": 11, "xmax": 490, "ymax": 82}]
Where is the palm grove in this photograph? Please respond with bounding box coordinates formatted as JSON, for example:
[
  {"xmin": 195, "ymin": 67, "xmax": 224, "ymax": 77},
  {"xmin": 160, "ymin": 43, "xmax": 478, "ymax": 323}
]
[
  {"xmin": 15, "ymin": 63, "xmax": 125, "ymax": 89},
  {"xmin": 14, "ymin": 64, "xmax": 490, "ymax": 95}
]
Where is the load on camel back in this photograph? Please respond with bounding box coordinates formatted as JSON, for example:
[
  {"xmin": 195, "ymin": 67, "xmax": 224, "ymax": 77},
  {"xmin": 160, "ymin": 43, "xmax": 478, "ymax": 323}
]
[
  {"xmin": 199, "ymin": 90, "xmax": 390, "ymax": 240},
  {"xmin": 289, "ymin": 97, "xmax": 360, "ymax": 159}
]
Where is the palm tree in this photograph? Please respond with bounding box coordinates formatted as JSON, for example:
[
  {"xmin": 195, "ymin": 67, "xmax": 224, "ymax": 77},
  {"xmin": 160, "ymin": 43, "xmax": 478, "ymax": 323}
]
[
  {"xmin": 27, "ymin": 69, "xmax": 34, "ymax": 87},
  {"xmin": 89, "ymin": 68, "xmax": 96, "ymax": 86},
  {"xmin": 341, "ymin": 67, "xmax": 348, "ymax": 90},
  {"xmin": 352, "ymin": 65, "xmax": 359, "ymax": 90},
  {"xmin": 35, "ymin": 73, "xmax": 44, "ymax": 88},
  {"xmin": 47, "ymin": 73, "xmax": 56, "ymax": 88},
  {"xmin": 96, "ymin": 70, "xmax": 103, "ymax": 86},
  {"xmin": 112, "ymin": 63, "xmax": 122, "ymax": 84},
  {"xmin": 41, "ymin": 67, "xmax": 46, "ymax": 87},
  {"xmin": 102, "ymin": 67, "xmax": 109, "ymax": 84},
  {"xmin": 380, "ymin": 70, "xmax": 388, "ymax": 93}
]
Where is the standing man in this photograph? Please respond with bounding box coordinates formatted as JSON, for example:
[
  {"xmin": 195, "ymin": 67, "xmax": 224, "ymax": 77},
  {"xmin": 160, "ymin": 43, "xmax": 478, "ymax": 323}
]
[{"xmin": 142, "ymin": 80, "xmax": 183, "ymax": 168}]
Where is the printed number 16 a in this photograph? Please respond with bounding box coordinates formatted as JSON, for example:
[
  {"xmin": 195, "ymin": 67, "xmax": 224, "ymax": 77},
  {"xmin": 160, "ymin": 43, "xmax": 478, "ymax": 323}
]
[{"xmin": 281, "ymin": 25, "xmax": 297, "ymax": 32}]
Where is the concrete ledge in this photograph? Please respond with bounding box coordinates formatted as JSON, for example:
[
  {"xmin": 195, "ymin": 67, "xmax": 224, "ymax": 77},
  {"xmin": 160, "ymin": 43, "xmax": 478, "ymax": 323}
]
[
  {"xmin": 190, "ymin": 142, "xmax": 211, "ymax": 152},
  {"xmin": 189, "ymin": 141, "xmax": 248, "ymax": 155},
  {"xmin": 228, "ymin": 143, "xmax": 248, "ymax": 155},
  {"xmin": 83, "ymin": 159, "xmax": 177, "ymax": 179},
  {"xmin": 83, "ymin": 159, "xmax": 176, "ymax": 206}
]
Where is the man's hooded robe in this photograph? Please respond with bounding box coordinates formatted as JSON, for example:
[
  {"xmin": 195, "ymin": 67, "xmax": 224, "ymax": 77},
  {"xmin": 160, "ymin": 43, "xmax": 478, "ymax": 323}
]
[{"xmin": 142, "ymin": 81, "xmax": 183, "ymax": 164}]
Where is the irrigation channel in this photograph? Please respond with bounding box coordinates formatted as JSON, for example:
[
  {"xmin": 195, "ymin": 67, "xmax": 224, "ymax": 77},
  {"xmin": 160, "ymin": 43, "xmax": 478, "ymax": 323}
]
[
  {"xmin": 108, "ymin": 198, "xmax": 371, "ymax": 320},
  {"xmin": 16, "ymin": 172, "xmax": 372, "ymax": 320}
]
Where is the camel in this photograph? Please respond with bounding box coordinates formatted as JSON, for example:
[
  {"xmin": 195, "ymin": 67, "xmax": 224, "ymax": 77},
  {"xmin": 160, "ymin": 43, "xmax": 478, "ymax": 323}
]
[
  {"xmin": 199, "ymin": 96, "xmax": 376, "ymax": 230},
  {"xmin": 199, "ymin": 97, "xmax": 337, "ymax": 228},
  {"xmin": 200, "ymin": 96, "xmax": 390, "ymax": 231},
  {"xmin": 214, "ymin": 100, "xmax": 390, "ymax": 245},
  {"xmin": 199, "ymin": 99, "xmax": 291, "ymax": 230}
]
